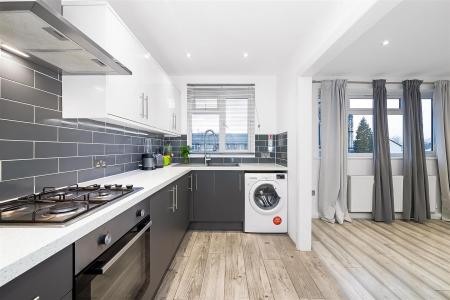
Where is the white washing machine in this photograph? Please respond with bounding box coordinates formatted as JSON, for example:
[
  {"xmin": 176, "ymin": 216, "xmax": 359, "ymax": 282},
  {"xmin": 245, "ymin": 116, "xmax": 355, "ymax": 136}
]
[{"xmin": 244, "ymin": 173, "xmax": 287, "ymax": 233}]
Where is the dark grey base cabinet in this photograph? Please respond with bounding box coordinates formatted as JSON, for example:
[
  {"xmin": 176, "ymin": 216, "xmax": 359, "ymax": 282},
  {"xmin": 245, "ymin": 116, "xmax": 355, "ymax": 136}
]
[
  {"xmin": 146, "ymin": 174, "xmax": 190, "ymax": 299},
  {"xmin": 0, "ymin": 246, "xmax": 73, "ymax": 300},
  {"xmin": 191, "ymin": 170, "xmax": 244, "ymax": 227}
]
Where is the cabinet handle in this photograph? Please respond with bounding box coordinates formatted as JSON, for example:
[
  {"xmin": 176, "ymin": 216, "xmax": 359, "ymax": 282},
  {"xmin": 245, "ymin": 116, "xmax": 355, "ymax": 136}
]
[
  {"xmin": 33, "ymin": 297, "xmax": 40, "ymax": 300},
  {"xmin": 188, "ymin": 174, "xmax": 193, "ymax": 191},
  {"xmin": 145, "ymin": 96, "xmax": 149, "ymax": 119},
  {"xmin": 174, "ymin": 114, "xmax": 177, "ymax": 130},
  {"xmin": 195, "ymin": 174, "xmax": 198, "ymax": 191},
  {"xmin": 175, "ymin": 184, "xmax": 178, "ymax": 210},
  {"xmin": 169, "ymin": 187, "xmax": 175, "ymax": 212},
  {"xmin": 140, "ymin": 93, "xmax": 145, "ymax": 118}
]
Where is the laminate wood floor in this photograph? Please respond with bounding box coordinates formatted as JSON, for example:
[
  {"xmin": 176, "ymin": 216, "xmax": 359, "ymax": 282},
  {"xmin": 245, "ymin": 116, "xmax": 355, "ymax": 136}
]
[{"xmin": 155, "ymin": 220, "xmax": 450, "ymax": 300}]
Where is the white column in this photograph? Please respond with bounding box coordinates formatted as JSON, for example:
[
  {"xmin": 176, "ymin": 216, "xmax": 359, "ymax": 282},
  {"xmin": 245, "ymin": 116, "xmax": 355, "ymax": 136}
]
[{"xmin": 296, "ymin": 77, "xmax": 313, "ymax": 251}]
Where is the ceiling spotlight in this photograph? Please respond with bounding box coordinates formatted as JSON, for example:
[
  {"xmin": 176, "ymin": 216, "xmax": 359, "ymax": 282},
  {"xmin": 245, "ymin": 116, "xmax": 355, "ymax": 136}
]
[
  {"xmin": 382, "ymin": 40, "xmax": 390, "ymax": 46},
  {"xmin": 243, "ymin": 52, "xmax": 249, "ymax": 58},
  {"xmin": 186, "ymin": 52, "xmax": 191, "ymax": 59},
  {"xmin": 1, "ymin": 44, "xmax": 29, "ymax": 58},
  {"xmin": 144, "ymin": 53, "xmax": 150, "ymax": 59}
]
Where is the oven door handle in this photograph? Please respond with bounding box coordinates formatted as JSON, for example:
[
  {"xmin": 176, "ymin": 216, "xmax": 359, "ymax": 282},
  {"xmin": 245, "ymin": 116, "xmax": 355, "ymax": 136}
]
[{"xmin": 90, "ymin": 219, "xmax": 152, "ymax": 275}]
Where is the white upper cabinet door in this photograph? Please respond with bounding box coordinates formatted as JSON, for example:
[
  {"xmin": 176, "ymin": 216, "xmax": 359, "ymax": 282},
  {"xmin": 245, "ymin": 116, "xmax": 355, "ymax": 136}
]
[{"xmin": 62, "ymin": 2, "xmax": 181, "ymax": 134}]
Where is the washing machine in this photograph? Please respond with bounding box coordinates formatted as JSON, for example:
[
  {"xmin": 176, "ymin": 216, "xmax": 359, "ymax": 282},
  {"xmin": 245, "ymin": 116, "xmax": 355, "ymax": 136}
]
[{"xmin": 244, "ymin": 172, "xmax": 287, "ymax": 233}]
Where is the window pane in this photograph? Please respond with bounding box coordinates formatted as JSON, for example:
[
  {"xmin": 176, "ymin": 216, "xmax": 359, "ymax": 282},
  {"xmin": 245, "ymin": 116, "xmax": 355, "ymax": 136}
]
[
  {"xmin": 388, "ymin": 115, "xmax": 403, "ymax": 153},
  {"xmin": 348, "ymin": 114, "xmax": 373, "ymax": 153},
  {"xmin": 349, "ymin": 98, "xmax": 372, "ymax": 109},
  {"xmin": 225, "ymin": 98, "xmax": 248, "ymax": 150},
  {"xmin": 387, "ymin": 98, "xmax": 400, "ymax": 109},
  {"xmin": 195, "ymin": 98, "xmax": 217, "ymax": 109},
  {"xmin": 191, "ymin": 114, "xmax": 219, "ymax": 152},
  {"xmin": 422, "ymin": 98, "xmax": 433, "ymax": 151}
]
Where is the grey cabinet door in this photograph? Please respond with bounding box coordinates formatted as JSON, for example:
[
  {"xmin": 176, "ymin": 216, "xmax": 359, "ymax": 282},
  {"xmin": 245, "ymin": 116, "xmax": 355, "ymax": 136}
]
[
  {"xmin": 215, "ymin": 171, "xmax": 244, "ymax": 222},
  {"xmin": 148, "ymin": 186, "xmax": 175, "ymax": 298},
  {"xmin": 192, "ymin": 171, "xmax": 244, "ymax": 222},
  {"xmin": 193, "ymin": 170, "xmax": 216, "ymax": 221},
  {"xmin": 0, "ymin": 246, "xmax": 73, "ymax": 300}
]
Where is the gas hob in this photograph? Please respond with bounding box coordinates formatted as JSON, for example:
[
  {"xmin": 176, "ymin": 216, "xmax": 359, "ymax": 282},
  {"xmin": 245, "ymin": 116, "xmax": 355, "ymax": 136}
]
[{"xmin": 0, "ymin": 184, "xmax": 142, "ymax": 225}]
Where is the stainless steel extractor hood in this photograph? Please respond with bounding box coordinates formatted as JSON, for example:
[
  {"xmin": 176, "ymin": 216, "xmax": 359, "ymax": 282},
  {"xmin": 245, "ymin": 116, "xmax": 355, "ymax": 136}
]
[{"xmin": 0, "ymin": 0, "xmax": 131, "ymax": 75}]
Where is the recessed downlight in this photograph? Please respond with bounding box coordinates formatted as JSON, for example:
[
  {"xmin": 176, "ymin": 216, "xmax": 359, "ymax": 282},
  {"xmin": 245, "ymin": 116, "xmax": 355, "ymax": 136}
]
[
  {"xmin": 1, "ymin": 44, "xmax": 29, "ymax": 58},
  {"xmin": 243, "ymin": 52, "xmax": 249, "ymax": 58},
  {"xmin": 144, "ymin": 53, "xmax": 150, "ymax": 59},
  {"xmin": 382, "ymin": 40, "xmax": 390, "ymax": 46},
  {"xmin": 186, "ymin": 52, "xmax": 192, "ymax": 59}
]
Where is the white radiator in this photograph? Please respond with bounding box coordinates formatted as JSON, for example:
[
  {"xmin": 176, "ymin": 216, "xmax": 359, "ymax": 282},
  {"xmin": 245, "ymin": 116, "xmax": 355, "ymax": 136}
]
[{"xmin": 348, "ymin": 175, "xmax": 437, "ymax": 213}]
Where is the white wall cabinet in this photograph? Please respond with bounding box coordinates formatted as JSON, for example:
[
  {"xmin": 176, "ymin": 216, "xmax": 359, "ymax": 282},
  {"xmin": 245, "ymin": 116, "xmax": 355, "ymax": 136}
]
[{"xmin": 61, "ymin": 1, "xmax": 180, "ymax": 135}]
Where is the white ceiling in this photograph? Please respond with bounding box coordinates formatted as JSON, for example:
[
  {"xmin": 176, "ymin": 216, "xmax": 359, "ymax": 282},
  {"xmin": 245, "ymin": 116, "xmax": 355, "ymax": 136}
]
[
  {"xmin": 315, "ymin": 0, "xmax": 450, "ymax": 79},
  {"xmin": 107, "ymin": 0, "xmax": 344, "ymax": 76}
]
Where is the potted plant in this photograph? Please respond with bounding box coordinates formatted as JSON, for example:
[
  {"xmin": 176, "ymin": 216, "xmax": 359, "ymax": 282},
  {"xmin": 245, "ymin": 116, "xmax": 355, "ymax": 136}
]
[{"xmin": 180, "ymin": 145, "xmax": 191, "ymax": 164}]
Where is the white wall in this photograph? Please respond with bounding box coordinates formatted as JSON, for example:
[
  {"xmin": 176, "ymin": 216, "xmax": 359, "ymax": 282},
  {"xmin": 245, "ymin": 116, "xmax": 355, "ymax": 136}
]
[{"xmin": 170, "ymin": 75, "xmax": 277, "ymax": 134}]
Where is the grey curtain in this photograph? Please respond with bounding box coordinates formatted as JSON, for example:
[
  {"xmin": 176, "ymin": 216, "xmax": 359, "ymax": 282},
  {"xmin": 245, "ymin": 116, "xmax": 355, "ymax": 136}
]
[
  {"xmin": 372, "ymin": 80, "xmax": 395, "ymax": 223},
  {"xmin": 433, "ymin": 81, "xmax": 450, "ymax": 221},
  {"xmin": 403, "ymin": 80, "xmax": 430, "ymax": 222},
  {"xmin": 318, "ymin": 80, "xmax": 352, "ymax": 224}
]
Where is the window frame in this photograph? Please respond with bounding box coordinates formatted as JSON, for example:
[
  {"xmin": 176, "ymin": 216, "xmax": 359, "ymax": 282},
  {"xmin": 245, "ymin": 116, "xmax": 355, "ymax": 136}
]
[
  {"xmin": 187, "ymin": 85, "xmax": 256, "ymax": 155},
  {"xmin": 346, "ymin": 91, "xmax": 435, "ymax": 158}
]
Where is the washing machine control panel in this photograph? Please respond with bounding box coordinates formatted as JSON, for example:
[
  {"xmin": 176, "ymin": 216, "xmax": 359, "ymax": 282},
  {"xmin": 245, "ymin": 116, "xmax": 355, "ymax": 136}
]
[{"xmin": 276, "ymin": 174, "xmax": 286, "ymax": 179}]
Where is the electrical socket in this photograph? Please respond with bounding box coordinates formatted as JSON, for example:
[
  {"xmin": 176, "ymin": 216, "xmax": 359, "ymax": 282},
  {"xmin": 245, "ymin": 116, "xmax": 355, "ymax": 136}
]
[{"xmin": 94, "ymin": 159, "xmax": 106, "ymax": 168}]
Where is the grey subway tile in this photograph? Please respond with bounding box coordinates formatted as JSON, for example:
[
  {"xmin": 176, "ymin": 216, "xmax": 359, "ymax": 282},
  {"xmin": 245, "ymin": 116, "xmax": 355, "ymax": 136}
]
[
  {"xmin": 35, "ymin": 142, "xmax": 77, "ymax": 158},
  {"xmin": 124, "ymin": 162, "xmax": 139, "ymax": 172},
  {"xmin": 34, "ymin": 72, "xmax": 62, "ymax": 95},
  {"xmin": 93, "ymin": 132, "xmax": 115, "ymax": 144},
  {"xmin": 0, "ymin": 177, "xmax": 34, "ymax": 201},
  {"xmin": 1, "ymin": 51, "xmax": 58, "ymax": 79},
  {"xmin": 59, "ymin": 156, "xmax": 93, "ymax": 172},
  {"xmin": 78, "ymin": 168, "xmax": 105, "ymax": 182},
  {"xmin": 0, "ymin": 57, "xmax": 34, "ymax": 86},
  {"xmin": 78, "ymin": 119, "xmax": 105, "ymax": 132},
  {"xmin": 0, "ymin": 119, "xmax": 57, "ymax": 141},
  {"xmin": 95, "ymin": 155, "xmax": 116, "ymax": 166},
  {"xmin": 2, "ymin": 158, "xmax": 58, "ymax": 180},
  {"xmin": 35, "ymin": 172, "xmax": 77, "ymax": 192},
  {"xmin": 0, "ymin": 140, "xmax": 33, "ymax": 160},
  {"xmin": 105, "ymin": 165, "xmax": 124, "ymax": 176},
  {"xmin": 106, "ymin": 144, "xmax": 124, "ymax": 155},
  {"xmin": 115, "ymin": 154, "xmax": 131, "ymax": 164},
  {"xmin": 0, "ymin": 98, "xmax": 34, "ymax": 122},
  {"xmin": 59, "ymin": 127, "xmax": 92, "ymax": 143},
  {"xmin": 1, "ymin": 79, "xmax": 58, "ymax": 109},
  {"xmin": 78, "ymin": 144, "xmax": 105, "ymax": 156},
  {"xmin": 124, "ymin": 145, "xmax": 139, "ymax": 154},
  {"xmin": 114, "ymin": 135, "xmax": 131, "ymax": 145},
  {"xmin": 35, "ymin": 107, "xmax": 78, "ymax": 128}
]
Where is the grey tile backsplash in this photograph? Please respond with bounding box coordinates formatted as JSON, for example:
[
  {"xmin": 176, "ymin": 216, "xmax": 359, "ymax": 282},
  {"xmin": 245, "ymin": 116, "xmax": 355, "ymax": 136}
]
[
  {"xmin": 164, "ymin": 133, "xmax": 288, "ymax": 166},
  {"xmin": 0, "ymin": 50, "xmax": 163, "ymax": 201},
  {"xmin": 0, "ymin": 49, "xmax": 287, "ymax": 201}
]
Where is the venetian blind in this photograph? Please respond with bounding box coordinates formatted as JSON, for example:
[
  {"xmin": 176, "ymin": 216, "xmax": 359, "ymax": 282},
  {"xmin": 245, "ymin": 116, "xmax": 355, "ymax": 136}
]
[{"xmin": 187, "ymin": 84, "xmax": 256, "ymax": 153}]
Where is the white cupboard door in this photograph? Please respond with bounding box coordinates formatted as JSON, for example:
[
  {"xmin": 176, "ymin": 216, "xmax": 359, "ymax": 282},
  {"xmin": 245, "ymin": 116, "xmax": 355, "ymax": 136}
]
[{"xmin": 104, "ymin": 7, "xmax": 140, "ymax": 122}]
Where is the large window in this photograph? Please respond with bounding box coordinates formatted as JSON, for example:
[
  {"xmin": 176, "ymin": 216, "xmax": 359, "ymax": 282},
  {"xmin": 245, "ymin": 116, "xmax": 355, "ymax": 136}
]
[
  {"xmin": 187, "ymin": 85, "xmax": 255, "ymax": 153},
  {"xmin": 347, "ymin": 97, "xmax": 433, "ymax": 154}
]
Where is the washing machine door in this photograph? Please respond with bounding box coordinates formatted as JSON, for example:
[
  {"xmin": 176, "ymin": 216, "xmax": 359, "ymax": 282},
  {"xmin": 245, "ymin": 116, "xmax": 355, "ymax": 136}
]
[{"xmin": 249, "ymin": 180, "xmax": 282, "ymax": 215}]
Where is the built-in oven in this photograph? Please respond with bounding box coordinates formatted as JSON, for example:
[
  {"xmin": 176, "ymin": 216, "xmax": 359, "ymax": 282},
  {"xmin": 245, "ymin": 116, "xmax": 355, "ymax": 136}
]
[{"xmin": 74, "ymin": 200, "xmax": 151, "ymax": 300}]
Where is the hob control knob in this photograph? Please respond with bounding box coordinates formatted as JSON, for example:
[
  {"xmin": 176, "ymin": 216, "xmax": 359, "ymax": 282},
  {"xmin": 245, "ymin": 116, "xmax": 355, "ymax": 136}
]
[
  {"xmin": 99, "ymin": 233, "xmax": 112, "ymax": 246},
  {"xmin": 136, "ymin": 209, "xmax": 145, "ymax": 217},
  {"xmin": 115, "ymin": 184, "xmax": 122, "ymax": 188},
  {"xmin": 126, "ymin": 184, "xmax": 133, "ymax": 190},
  {"xmin": 104, "ymin": 184, "xmax": 112, "ymax": 189}
]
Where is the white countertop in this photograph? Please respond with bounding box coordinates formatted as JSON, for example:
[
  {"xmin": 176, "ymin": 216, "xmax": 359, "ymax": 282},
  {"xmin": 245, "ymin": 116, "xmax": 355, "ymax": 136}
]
[{"xmin": 0, "ymin": 163, "xmax": 286, "ymax": 287}]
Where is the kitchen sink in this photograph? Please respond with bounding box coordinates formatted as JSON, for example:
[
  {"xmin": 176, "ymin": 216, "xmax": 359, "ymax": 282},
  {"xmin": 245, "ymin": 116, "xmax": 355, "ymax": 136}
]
[{"xmin": 207, "ymin": 162, "xmax": 240, "ymax": 167}]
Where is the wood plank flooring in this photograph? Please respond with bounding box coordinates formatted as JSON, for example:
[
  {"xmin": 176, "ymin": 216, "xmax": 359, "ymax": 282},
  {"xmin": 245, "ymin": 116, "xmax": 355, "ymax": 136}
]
[{"xmin": 155, "ymin": 220, "xmax": 450, "ymax": 300}]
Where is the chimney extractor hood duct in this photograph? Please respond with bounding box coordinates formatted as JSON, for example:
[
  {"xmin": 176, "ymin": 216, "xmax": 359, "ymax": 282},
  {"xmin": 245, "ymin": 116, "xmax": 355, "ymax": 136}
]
[{"xmin": 0, "ymin": 0, "xmax": 132, "ymax": 75}]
